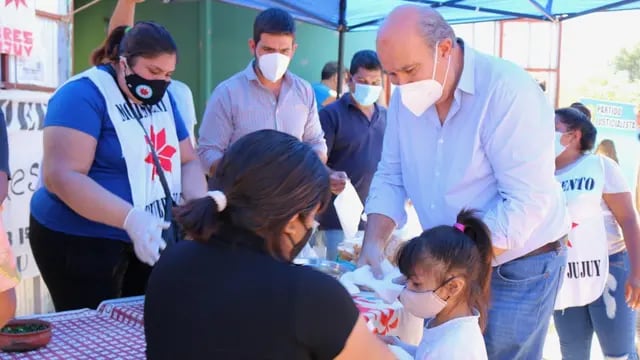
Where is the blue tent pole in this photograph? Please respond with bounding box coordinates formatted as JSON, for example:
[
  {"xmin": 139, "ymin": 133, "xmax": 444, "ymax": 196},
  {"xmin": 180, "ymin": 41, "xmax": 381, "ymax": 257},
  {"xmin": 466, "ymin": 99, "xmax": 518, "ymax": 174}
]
[{"xmin": 336, "ymin": 0, "xmax": 346, "ymax": 97}]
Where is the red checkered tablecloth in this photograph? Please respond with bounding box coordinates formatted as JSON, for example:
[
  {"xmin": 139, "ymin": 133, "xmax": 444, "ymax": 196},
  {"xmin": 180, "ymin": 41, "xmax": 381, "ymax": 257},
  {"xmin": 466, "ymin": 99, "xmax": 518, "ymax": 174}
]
[
  {"xmin": 96, "ymin": 296, "xmax": 145, "ymax": 330},
  {"xmin": 0, "ymin": 309, "xmax": 146, "ymax": 360},
  {"xmin": 95, "ymin": 293, "xmax": 401, "ymax": 336},
  {"xmin": 0, "ymin": 292, "xmax": 405, "ymax": 359}
]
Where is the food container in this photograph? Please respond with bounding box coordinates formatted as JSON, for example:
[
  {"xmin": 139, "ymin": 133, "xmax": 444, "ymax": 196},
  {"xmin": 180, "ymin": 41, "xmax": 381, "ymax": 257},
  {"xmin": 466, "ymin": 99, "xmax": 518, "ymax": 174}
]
[
  {"xmin": 293, "ymin": 258, "xmax": 355, "ymax": 279},
  {"xmin": 0, "ymin": 319, "xmax": 52, "ymax": 352},
  {"xmin": 337, "ymin": 233, "xmax": 405, "ymax": 264},
  {"xmin": 337, "ymin": 242, "xmax": 362, "ymax": 263}
]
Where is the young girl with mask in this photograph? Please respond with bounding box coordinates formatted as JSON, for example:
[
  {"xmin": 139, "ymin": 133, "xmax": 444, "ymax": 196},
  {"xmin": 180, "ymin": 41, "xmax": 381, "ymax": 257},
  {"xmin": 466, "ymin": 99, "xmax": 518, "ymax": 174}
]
[
  {"xmin": 145, "ymin": 130, "xmax": 394, "ymax": 360},
  {"xmin": 382, "ymin": 209, "xmax": 492, "ymax": 360}
]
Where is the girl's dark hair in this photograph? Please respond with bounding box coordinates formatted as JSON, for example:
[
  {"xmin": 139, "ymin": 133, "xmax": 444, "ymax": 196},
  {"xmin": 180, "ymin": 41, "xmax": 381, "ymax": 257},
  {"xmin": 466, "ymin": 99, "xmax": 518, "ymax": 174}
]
[
  {"xmin": 570, "ymin": 102, "xmax": 592, "ymax": 120},
  {"xmin": 555, "ymin": 107, "xmax": 597, "ymax": 152},
  {"xmin": 396, "ymin": 209, "xmax": 493, "ymax": 331},
  {"xmin": 175, "ymin": 130, "xmax": 330, "ymax": 260},
  {"xmin": 90, "ymin": 21, "xmax": 177, "ymax": 66}
]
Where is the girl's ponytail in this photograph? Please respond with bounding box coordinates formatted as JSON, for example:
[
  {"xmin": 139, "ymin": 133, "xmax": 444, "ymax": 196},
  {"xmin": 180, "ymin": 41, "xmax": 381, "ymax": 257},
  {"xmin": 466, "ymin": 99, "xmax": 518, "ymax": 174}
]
[
  {"xmin": 174, "ymin": 191, "xmax": 227, "ymax": 243},
  {"xmin": 456, "ymin": 209, "xmax": 493, "ymax": 331}
]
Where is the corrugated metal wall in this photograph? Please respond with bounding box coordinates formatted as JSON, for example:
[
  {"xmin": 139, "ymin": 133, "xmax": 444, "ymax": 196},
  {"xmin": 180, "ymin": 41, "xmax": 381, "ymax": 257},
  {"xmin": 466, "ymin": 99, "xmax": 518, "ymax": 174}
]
[{"xmin": 15, "ymin": 276, "xmax": 54, "ymax": 316}]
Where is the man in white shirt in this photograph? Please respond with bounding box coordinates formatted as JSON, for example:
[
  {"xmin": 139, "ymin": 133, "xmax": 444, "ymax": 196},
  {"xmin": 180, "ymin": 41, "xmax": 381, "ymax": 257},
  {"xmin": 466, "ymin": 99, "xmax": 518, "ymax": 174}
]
[{"xmin": 357, "ymin": 6, "xmax": 569, "ymax": 359}]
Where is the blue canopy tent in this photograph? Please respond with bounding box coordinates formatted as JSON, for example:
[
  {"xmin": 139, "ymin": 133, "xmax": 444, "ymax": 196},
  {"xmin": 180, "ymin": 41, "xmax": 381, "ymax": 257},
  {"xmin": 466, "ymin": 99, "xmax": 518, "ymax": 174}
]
[{"xmin": 218, "ymin": 0, "xmax": 640, "ymax": 94}]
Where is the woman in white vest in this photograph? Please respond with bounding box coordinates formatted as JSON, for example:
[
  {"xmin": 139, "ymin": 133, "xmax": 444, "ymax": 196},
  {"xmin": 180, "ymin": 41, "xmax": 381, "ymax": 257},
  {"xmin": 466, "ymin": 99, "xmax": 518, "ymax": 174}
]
[
  {"xmin": 553, "ymin": 107, "xmax": 640, "ymax": 360},
  {"xmin": 28, "ymin": 22, "xmax": 206, "ymax": 311}
]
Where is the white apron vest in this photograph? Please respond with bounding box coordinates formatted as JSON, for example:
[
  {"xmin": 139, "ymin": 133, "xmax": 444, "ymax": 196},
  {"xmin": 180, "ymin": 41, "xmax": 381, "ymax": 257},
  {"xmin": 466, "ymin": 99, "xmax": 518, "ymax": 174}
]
[
  {"xmin": 554, "ymin": 155, "xmax": 608, "ymax": 310},
  {"xmin": 57, "ymin": 67, "xmax": 182, "ymax": 218}
]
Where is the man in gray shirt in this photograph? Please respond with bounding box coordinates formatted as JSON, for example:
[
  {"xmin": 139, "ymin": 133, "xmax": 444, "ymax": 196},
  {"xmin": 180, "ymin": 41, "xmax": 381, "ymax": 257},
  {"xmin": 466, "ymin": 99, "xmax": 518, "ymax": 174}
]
[{"xmin": 198, "ymin": 8, "xmax": 345, "ymax": 192}]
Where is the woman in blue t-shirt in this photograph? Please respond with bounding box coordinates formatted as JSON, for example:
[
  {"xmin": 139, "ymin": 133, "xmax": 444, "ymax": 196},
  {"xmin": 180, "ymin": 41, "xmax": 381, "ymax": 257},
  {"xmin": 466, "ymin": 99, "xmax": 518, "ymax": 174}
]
[{"xmin": 29, "ymin": 22, "xmax": 207, "ymax": 311}]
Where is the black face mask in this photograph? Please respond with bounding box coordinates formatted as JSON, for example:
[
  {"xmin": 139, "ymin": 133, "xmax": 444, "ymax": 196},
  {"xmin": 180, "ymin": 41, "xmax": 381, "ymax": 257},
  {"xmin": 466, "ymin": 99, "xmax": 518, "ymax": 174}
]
[
  {"xmin": 125, "ymin": 71, "xmax": 169, "ymax": 106},
  {"xmin": 287, "ymin": 221, "xmax": 316, "ymax": 261}
]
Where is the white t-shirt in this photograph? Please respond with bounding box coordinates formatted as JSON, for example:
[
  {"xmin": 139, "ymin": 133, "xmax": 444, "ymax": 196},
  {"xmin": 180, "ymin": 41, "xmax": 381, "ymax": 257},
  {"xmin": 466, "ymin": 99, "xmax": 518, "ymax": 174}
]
[
  {"xmin": 415, "ymin": 311, "xmax": 487, "ymax": 360},
  {"xmin": 556, "ymin": 155, "xmax": 629, "ymax": 255},
  {"xmin": 168, "ymin": 80, "xmax": 197, "ymax": 144},
  {"xmin": 598, "ymin": 157, "xmax": 630, "ymax": 254}
]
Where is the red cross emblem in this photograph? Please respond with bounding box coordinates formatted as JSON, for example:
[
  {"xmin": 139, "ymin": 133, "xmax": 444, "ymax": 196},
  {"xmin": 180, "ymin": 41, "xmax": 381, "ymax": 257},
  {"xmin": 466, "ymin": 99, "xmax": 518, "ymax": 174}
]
[
  {"xmin": 5, "ymin": 0, "xmax": 27, "ymax": 8},
  {"xmin": 144, "ymin": 126, "xmax": 177, "ymax": 180}
]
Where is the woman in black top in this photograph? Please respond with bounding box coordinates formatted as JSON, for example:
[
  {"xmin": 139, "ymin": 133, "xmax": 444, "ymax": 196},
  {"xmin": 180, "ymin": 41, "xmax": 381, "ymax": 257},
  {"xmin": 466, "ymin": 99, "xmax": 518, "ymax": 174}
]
[{"xmin": 144, "ymin": 130, "xmax": 392, "ymax": 360}]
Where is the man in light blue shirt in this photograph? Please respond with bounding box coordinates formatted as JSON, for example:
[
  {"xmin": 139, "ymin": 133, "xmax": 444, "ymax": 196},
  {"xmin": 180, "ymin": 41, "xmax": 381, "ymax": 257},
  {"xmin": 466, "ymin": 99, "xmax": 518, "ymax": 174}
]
[
  {"xmin": 358, "ymin": 5, "xmax": 569, "ymax": 359},
  {"xmin": 312, "ymin": 61, "xmax": 347, "ymax": 111}
]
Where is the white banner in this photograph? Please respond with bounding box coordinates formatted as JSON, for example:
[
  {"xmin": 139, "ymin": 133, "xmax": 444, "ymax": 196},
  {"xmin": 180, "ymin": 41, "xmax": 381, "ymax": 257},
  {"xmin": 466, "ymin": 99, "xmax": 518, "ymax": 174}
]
[
  {"xmin": 13, "ymin": 14, "xmax": 59, "ymax": 87},
  {"xmin": 0, "ymin": 90, "xmax": 48, "ymax": 279},
  {"xmin": 0, "ymin": 0, "xmax": 37, "ymax": 57}
]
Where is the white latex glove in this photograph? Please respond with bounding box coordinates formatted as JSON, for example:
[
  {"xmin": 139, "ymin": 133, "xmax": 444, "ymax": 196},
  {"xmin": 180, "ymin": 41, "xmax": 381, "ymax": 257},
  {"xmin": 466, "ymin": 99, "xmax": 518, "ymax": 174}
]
[{"xmin": 123, "ymin": 208, "xmax": 169, "ymax": 266}]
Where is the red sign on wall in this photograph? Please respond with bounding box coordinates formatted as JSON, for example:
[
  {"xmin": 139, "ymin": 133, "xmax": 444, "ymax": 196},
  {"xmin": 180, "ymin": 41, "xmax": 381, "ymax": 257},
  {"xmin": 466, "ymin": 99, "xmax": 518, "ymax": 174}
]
[{"xmin": 0, "ymin": 0, "xmax": 36, "ymax": 57}]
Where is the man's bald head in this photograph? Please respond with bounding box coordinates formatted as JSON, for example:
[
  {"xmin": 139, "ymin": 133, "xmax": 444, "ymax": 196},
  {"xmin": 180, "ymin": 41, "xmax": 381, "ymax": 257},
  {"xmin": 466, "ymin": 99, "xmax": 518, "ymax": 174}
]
[
  {"xmin": 376, "ymin": 4, "xmax": 458, "ymax": 87},
  {"xmin": 378, "ymin": 4, "xmax": 455, "ymax": 50}
]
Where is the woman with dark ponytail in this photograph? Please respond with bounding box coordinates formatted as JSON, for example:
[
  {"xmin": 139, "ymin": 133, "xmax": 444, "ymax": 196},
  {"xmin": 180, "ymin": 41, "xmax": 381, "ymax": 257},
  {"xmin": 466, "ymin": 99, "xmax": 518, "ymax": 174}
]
[
  {"xmin": 29, "ymin": 21, "xmax": 206, "ymax": 311},
  {"xmin": 89, "ymin": 25, "xmax": 128, "ymax": 66},
  {"xmin": 144, "ymin": 130, "xmax": 393, "ymax": 360},
  {"xmin": 381, "ymin": 209, "xmax": 492, "ymax": 360}
]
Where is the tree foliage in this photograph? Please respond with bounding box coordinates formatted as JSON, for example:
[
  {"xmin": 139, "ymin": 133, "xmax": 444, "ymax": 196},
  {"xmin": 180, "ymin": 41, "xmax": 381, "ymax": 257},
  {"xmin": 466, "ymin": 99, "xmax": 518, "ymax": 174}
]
[
  {"xmin": 577, "ymin": 72, "xmax": 640, "ymax": 107},
  {"xmin": 614, "ymin": 43, "xmax": 640, "ymax": 82}
]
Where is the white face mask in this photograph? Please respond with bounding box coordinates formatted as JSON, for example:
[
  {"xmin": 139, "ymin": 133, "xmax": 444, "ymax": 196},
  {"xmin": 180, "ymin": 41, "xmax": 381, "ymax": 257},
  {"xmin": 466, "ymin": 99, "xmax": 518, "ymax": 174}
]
[
  {"xmin": 352, "ymin": 83, "xmax": 382, "ymax": 106},
  {"xmin": 258, "ymin": 53, "xmax": 290, "ymax": 82},
  {"xmin": 555, "ymin": 131, "xmax": 566, "ymax": 157},
  {"xmin": 398, "ymin": 41, "xmax": 452, "ymax": 117},
  {"xmin": 399, "ymin": 287, "xmax": 448, "ymax": 319}
]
